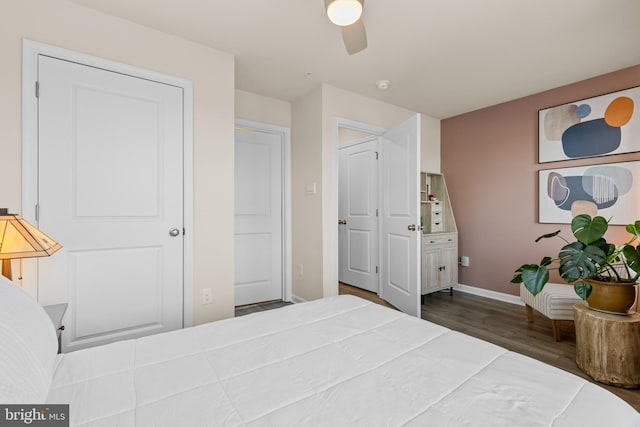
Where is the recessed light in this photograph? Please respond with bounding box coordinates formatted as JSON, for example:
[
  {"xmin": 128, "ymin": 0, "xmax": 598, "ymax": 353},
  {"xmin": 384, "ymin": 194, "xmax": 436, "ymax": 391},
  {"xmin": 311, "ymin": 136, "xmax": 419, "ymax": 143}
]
[{"xmin": 376, "ymin": 80, "xmax": 390, "ymax": 90}]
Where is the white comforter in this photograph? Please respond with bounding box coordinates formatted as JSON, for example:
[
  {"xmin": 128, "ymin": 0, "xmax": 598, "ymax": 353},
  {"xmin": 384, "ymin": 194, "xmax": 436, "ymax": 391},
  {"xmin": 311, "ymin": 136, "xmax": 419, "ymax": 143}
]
[{"xmin": 43, "ymin": 295, "xmax": 639, "ymax": 426}]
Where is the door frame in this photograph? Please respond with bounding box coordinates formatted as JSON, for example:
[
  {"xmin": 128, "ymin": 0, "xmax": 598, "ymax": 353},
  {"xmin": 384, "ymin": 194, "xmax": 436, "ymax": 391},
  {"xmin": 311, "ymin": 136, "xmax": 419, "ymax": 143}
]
[
  {"xmin": 332, "ymin": 118, "xmax": 385, "ymax": 297},
  {"xmin": 235, "ymin": 119, "xmax": 292, "ymax": 302},
  {"xmin": 21, "ymin": 39, "xmax": 195, "ymax": 327}
]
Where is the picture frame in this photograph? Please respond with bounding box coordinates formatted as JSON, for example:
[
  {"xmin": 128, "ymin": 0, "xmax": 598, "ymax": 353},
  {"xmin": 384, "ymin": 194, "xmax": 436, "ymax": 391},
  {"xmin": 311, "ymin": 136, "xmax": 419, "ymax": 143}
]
[
  {"xmin": 539, "ymin": 160, "xmax": 640, "ymax": 224},
  {"xmin": 538, "ymin": 86, "xmax": 640, "ymax": 163}
]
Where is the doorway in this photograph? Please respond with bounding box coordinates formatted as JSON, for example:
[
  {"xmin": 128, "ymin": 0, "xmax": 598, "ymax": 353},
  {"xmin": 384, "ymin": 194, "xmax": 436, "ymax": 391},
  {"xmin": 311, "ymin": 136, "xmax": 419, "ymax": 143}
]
[
  {"xmin": 234, "ymin": 120, "xmax": 292, "ymax": 306},
  {"xmin": 335, "ymin": 115, "xmax": 422, "ymax": 317}
]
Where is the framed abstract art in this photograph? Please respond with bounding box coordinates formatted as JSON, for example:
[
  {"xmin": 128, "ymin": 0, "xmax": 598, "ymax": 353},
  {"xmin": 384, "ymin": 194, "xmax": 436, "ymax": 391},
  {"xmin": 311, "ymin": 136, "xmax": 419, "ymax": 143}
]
[
  {"xmin": 539, "ymin": 161, "xmax": 640, "ymax": 224},
  {"xmin": 538, "ymin": 86, "xmax": 640, "ymax": 163}
]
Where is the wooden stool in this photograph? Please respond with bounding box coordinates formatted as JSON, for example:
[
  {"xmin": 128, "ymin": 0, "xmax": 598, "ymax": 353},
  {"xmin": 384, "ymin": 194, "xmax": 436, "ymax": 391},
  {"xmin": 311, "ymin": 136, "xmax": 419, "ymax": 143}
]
[
  {"xmin": 520, "ymin": 283, "xmax": 582, "ymax": 341},
  {"xmin": 574, "ymin": 303, "xmax": 640, "ymax": 388}
]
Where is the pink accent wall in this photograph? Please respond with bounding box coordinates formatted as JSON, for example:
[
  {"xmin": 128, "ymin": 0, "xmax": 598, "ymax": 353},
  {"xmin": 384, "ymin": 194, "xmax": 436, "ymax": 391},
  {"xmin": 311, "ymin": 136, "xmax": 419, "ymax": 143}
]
[{"xmin": 441, "ymin": 65, "xmax": 640, "ymax": 296}]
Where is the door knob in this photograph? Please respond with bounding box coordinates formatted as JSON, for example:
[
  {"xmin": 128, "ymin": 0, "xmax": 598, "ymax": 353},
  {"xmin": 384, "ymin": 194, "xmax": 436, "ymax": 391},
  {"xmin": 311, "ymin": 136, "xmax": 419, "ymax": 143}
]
[
  {"xmin": 169, "ymin": 228, "xmax": 181, "ymax": 237},
  {"xmin": 408, "ymin": 224, "xmax": 416, "ymax": 231},
  {"xmin": 338, "ymin": 219, "xmax": 347, "ymax": 225}
]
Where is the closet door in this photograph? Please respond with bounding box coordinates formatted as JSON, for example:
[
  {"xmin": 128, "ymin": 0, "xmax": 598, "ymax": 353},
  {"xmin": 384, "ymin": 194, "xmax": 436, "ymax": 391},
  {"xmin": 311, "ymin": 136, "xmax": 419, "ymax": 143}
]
[
  {"xmin": 338, "ymin": 138, "xmax": 379, "ymax": 293},
  {"xmin": 37, "ymin": 55, "xmax": 184, "ymax": 351},
  {"xmin": 234, "ymin": 126, "xmax": 283, "ymax": 305}
]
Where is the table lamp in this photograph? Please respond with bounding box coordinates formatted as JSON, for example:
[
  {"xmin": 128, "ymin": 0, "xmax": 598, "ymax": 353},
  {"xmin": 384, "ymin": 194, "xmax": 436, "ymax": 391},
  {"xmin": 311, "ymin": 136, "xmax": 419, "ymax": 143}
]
[{"xmin": 0, "ymin": 208, "xmax": 62, "ymax": 281}]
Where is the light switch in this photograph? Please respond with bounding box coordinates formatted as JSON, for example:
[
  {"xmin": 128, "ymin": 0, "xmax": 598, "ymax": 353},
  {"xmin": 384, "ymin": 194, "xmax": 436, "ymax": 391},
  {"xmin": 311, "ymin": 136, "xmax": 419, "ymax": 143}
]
[{"xmin": 305, "ymin": 182, "xmax": 317, "ymax": 195}]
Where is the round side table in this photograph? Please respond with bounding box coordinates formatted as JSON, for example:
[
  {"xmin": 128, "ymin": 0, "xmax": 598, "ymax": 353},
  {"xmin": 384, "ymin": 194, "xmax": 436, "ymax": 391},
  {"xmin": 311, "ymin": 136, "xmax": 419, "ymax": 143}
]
[{"xmin": 573, "ymin": 303, "xmax": 640, "ymax": 389}]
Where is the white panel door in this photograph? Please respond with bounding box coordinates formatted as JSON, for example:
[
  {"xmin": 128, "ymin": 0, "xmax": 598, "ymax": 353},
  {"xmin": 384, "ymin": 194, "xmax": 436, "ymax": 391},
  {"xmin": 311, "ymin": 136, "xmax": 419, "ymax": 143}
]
[
  {"xmin": 338, "ymin": 139, "xmax": 378, "ymax": 293},
  {"xmin": 380, "ymin": 114, "xmax": 421, "ymax": 317},
  {"xmin": 37, "ymin": 55, "xmax": 184, "ymax": 351},
  {"xmin": 234, "ymin": 128, "xmax": 283, "ymax": 306}
]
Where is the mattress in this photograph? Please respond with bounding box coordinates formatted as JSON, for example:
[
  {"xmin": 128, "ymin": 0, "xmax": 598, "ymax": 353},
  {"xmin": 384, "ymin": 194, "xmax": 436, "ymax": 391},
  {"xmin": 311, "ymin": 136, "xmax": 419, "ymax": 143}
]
[{"xmin": 43, "ymin": 295, "xmax": 639, "ymax": 426}]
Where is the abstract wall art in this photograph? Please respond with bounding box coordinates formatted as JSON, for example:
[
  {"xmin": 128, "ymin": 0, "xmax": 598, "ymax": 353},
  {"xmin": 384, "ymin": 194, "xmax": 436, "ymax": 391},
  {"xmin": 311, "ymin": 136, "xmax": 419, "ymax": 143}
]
[
  {"xmin": 539, "ymin": 161, "xmax": 640, "ymax": 224},
  {"xmin": 539, "ymin": 86, "xmax": 640, "ymax": 163}
]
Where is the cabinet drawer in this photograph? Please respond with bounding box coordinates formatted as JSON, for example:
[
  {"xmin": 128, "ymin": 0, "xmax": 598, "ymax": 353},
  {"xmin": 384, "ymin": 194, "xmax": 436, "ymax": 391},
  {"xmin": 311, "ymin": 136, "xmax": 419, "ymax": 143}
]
[
  {"xmin": 428, "ymin": 201, "xmax": 443, "ymax": 212},
  {"xmin": 429, "ymin": 221, "xmax": 444, "ymax": 232},
  {"xmin": 423, "ymin": 233, "xmax": 457, "ymax": 246},
  {"xmin": 429, "ymin": 209, "xmax": 443, "ymax": 219}
]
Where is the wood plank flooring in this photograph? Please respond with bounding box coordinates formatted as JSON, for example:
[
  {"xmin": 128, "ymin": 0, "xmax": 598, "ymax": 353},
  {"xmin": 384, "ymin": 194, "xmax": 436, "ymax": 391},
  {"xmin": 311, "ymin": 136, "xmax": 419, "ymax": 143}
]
[{"xmin": 339, "ymin": 283, "xmax": 640, "ymax": 412}]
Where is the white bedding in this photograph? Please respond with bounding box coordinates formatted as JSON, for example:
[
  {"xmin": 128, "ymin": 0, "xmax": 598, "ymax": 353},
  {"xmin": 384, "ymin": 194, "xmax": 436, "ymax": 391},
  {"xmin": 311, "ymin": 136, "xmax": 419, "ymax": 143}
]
[{"xmin": 1, "ymin": 277, "xmax": 638, "ymax": 426}]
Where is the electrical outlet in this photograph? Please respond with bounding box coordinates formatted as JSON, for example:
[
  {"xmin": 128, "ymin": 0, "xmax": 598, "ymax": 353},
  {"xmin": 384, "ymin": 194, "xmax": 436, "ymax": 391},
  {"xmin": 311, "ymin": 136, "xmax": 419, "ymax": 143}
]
[
  {"xmin": 297, "ymin": 264, "xmax": 304, "ymax": 276},
  {"xmin": 202, "ymin": 288, "xmax": 212, "ymax": 304}
]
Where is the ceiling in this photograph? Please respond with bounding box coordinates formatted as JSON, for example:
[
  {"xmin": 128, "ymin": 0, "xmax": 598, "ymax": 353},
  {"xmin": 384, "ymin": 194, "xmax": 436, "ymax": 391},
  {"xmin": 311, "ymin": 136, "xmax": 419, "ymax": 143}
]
[{"xmin": 70, "ymin": 0, "xmax": 640, "ymax": 119}]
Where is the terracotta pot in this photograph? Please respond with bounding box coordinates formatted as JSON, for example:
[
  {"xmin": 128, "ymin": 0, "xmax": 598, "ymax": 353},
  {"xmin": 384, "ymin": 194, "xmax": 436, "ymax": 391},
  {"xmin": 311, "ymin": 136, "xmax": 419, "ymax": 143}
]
[{"xmin": 584, "ymin": 278, "xmax": 638, "ymax": 315}]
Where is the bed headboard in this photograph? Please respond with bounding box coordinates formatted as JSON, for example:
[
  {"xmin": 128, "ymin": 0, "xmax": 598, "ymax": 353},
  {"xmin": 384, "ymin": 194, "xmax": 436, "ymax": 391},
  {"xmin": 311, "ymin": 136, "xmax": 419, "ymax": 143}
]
[{"xmin": 0, "ymin": 276, "xmax": 58, "ymax": 403}]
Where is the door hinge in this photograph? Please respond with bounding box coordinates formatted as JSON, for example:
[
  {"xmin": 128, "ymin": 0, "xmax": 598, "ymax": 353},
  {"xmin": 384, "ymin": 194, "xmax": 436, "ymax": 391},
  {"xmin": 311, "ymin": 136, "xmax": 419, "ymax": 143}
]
[
  {"xmin": 183, "ymin": 227, "xmax": 186, "ymax": 236},
  {"xmin": 376, "ymin": 208, "xmax": 379, "ymax": 217},
  {"xmin": 35, "ymin": 204, "xmax": 39, "ymax": 221},
  {"xmin": 375, "ymin": 151, "xmax": 379, "ymax": 160},
  {"xmin": 35, "ymin": 81, "xmax": 39, "ymax": 98},
  {"xmin": 376, "ymin": 266, "xmax": 379, "ymax": 274}
]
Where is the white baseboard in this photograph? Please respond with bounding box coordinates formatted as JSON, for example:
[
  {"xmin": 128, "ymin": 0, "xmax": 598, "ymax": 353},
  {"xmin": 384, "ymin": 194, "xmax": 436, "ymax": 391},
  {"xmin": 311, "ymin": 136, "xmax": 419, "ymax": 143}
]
[
  {"xmin": 291, "ymin": 295, "xmax": 306, "ymax": 304},
  {"xmin": 454, "ymin": 283, "xmax": 524, "ymax": 306}
]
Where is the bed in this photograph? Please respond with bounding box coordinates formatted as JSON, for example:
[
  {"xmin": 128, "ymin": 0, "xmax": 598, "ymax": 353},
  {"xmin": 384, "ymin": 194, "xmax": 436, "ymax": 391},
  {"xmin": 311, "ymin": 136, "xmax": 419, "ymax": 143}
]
[{"xmin": 1, "ymin": 276, "xmax": 638, "ymax": 426}]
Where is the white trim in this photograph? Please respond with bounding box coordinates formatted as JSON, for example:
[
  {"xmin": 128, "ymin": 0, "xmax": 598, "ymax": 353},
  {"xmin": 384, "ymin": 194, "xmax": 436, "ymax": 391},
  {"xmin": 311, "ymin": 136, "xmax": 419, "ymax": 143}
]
[
  {"xmin": 21, "ymin": 39, "xmax": 195, "ymax": 327},
  {"xmin": 234, "ymin": 119, "xmax": 293, "ymax": 303},
  {"xmin": 332, "ymin": 118, "xmax": 385, "ymax": 297},
  {"xmin": 291, "ymin": 294, "xmax": 307, "ymax": 304},
  {"xmin": 339, "ymin": 135, "xmax": 378, "ymax": 150},
  {"xmin": 454, "ymin": 283, "xmax": 524, "ymax": 306}
]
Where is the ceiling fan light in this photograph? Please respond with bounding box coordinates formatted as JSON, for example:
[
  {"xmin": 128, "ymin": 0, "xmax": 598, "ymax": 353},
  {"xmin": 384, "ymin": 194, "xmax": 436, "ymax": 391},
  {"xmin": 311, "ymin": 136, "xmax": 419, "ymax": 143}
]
[{"xmin": 327, "ymin": 0, "xmax": 362, "ymax": 26}]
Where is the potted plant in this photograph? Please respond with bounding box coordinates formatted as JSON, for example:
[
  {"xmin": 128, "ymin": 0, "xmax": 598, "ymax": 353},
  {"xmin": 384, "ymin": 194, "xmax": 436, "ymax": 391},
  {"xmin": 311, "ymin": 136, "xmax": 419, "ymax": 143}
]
[{"xmin": 512, "ymin": 214, "xmax": 640, "ymax": 314}]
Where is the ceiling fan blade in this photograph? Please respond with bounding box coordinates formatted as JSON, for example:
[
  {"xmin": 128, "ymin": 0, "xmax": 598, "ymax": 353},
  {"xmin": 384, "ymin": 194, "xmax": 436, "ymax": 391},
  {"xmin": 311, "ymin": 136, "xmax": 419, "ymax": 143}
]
[{"xmin": 341, "ymin": 18, "xmax": 367, "ymax": 55}]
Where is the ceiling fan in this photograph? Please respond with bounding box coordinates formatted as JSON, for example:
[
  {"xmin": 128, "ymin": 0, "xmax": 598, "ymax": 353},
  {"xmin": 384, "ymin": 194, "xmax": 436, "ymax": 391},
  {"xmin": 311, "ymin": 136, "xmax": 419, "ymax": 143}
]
[{"xmin": 324, "ymin": 0, "xmax": 367, "ymax": 55}]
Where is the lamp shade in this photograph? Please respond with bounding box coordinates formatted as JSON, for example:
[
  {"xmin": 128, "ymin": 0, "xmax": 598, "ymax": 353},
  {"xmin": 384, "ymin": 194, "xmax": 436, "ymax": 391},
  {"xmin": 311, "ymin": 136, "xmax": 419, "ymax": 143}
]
[
  {"xmin": 0, "ymin": 209, "xmax": 62, "ymax": 260},
  {"xmin": 327, "ymin": 0, "xmax": 362, "ymax": 26}
]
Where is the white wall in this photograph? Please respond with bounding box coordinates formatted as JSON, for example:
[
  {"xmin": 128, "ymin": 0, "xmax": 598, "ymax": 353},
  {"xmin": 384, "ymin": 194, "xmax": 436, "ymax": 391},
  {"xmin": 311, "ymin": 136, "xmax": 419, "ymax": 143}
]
[
  {"xmin": 0, "ymin": 0, "xmax": 235, "ymax": 324},
  {"xmin": 235, "ymin": 90, "xmax": 291, "ymax": 128},
  {"xmin": 291, "ymin": 87, "xmax": 324, "ymax": 301},
  {"xmin": 421, "ymin": 114, "xmax": 441, "ymax": 173}
]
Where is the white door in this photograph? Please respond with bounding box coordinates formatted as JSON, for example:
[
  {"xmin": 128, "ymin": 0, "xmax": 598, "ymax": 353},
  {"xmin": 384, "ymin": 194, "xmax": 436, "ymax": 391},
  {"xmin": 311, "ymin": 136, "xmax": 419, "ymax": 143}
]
[
  {"xmin": 338, "ymin": 139, "xmax": 378, "ymax": 293},
  {"xmin": 234, "ymin": 127, "xmax": 283, "ymax": 305},
  {"xmin": 380, "ymin": 114, "xmax": 421, "ymax": 317},
  {"xmin": 37, "ymin": 55, "xmax": 184, "ymax": 351}
]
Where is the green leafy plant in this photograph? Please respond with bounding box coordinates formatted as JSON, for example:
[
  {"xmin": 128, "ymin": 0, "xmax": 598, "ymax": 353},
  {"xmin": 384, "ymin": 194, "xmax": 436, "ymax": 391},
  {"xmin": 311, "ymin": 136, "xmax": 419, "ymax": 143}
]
[{"xmin": 512, "ymin": 214, "xmax": 640, "ymax": 299}]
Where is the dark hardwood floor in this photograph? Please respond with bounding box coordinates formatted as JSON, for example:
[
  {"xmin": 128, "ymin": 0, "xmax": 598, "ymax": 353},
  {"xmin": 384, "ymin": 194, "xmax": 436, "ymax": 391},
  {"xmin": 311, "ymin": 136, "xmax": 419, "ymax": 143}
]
[{"xmin": 339, "ymin": 283, "xmax": 640, "ymax": 412}]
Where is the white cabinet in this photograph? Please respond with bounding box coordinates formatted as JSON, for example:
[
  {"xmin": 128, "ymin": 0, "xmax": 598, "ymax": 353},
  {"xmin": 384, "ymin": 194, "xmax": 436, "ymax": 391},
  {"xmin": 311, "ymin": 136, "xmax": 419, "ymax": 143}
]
[
  {"xmin": 422, "ymin": 233, "xmax": 458, "ymax": 294},
  {"xmin": 420, "ymin": 172, "xmax": 458, "ymax": 295}
]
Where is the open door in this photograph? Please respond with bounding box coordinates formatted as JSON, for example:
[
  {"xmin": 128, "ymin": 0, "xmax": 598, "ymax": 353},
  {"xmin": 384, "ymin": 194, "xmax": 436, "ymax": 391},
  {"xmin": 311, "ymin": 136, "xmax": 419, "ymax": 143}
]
[{"xmin": 379, "ymin": 114, "xmax": 421, "ymax": 317}]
